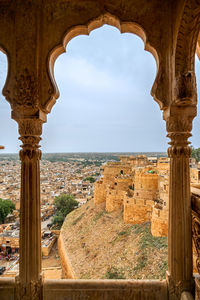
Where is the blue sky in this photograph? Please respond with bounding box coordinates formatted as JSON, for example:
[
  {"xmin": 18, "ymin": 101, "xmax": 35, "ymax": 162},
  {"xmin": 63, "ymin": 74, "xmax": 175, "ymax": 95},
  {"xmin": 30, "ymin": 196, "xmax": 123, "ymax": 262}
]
[{"xmin": 0, "ymin": 25, "xmax": 200, "ymax": 153}]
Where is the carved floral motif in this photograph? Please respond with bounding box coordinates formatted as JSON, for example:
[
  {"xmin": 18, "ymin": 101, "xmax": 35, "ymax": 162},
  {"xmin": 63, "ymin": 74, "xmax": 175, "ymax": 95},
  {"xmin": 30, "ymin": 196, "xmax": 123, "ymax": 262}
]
[
  {"xmin": 18, "ymin": 119, "xmax": 43, "ymax": 137},
  {"xmin": 4, "ymin": 69, "xmax": 40, "ymax": 109},
  {"xmin": 13, "ymin": 69, "xmax": 39, "ymax": 108},
  {"xmin": 18, "ymin": 119, "xmax": 43, "ymax": 160},
  {"xmin": 192, "ymin": 209, "xmax": 200, "ymax": 274}
]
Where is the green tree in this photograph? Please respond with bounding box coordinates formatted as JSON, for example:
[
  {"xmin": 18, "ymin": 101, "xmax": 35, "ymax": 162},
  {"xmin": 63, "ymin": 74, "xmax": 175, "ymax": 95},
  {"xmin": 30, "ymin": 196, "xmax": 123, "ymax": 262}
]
[
  {"xmin": 53, "ymin": 194, "xmax": 78, "ymax": 228},
  {"xmin": 83, "ymin": 176, "xmax": 96, "ymax": 183},
  {"xmin": 191, "ymin": 146, "xmax": 200, "ymax": 162},
  {"xmin": 52, "ymin": 214, "xmax": 65, "ymax": 227},
  {"xmin": 0, "ymin": 199, "xmax": 15, "ymax": 224}
]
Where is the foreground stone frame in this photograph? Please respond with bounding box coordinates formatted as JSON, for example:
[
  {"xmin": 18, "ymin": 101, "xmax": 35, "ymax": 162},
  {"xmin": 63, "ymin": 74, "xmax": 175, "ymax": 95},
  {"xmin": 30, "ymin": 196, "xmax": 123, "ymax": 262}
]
[{"xmin": 0, "ymin": 1, "xmax": 200, "ymax": 299}]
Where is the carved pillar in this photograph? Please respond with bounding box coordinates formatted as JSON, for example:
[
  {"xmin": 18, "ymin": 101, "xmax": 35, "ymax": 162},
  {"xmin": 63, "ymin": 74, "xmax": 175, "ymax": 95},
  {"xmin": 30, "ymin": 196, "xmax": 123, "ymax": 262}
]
[
  {"xmin": 164, "ymin": 105, "xmax": 196, "ymax": 299},
  {"xmin": 15, "ymin": 118, "xmax": 43, "ymax": 300}
]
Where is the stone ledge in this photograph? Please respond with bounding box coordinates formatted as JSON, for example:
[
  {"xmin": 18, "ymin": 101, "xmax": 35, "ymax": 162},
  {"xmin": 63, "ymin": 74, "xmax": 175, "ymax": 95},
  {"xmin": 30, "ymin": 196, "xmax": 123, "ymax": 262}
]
[{"xmin": 43, "ymin": 279, "xmax": 168, "ymax": 300}]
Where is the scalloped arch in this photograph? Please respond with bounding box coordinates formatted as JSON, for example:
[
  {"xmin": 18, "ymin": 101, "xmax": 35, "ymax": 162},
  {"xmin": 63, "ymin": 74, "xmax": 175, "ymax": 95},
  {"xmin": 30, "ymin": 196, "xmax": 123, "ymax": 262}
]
[
  {"xmin": 0, "ymin": 45, "xmax": 9, "ymax": 104},
  {"xmin": 46, "ymin": 13, "xmax": 160, "ymax": 113}
]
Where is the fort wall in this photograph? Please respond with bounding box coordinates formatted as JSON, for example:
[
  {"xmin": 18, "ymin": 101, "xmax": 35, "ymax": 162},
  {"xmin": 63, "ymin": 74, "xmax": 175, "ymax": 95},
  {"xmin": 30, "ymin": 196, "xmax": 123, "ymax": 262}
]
[
  {"xmin": 94, "ymin": 155, "xmax": 170, "ymax": 237},
  {"xmin": 58, "ymin": 234, "xmax": 76, "ymax": 279},
  {"xmin": 124, "ymin": 197, "xmax": 153, "ymax": 224},
  {"xmin": 151, "ymin": 207, "xmax": 168, "ymax": 237},
  {"xmin": 106, "ymin": 189, "xmax": 125, "ymax": 212},
  {"xmin": 94, "ymin": 181, "xmax": 107, "ymax": 205}
]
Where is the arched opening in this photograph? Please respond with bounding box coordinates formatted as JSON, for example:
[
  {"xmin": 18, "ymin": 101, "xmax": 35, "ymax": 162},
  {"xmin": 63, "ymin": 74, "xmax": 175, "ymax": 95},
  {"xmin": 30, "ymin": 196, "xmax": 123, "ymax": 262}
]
[
  {"xmin": 190, "ymin": 53, "xmax": 200, "ymax": 274},
  {"xmin": 0, "ymin": 51, "xmax": 20, "ymax": 275},
  {"xmin": 42, "ymin": 24, "xmax": 169, "ymax": 280},
  {"xmin": 47, "ymin": 13, "xmax": 162, "ymax": 113}
]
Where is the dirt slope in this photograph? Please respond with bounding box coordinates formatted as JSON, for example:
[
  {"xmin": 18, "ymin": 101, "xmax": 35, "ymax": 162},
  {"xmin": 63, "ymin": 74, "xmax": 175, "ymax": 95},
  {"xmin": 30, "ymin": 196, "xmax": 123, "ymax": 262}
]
[{"xmin": 61, "ymin": 200, "xmax": 168, "ymax": 279}]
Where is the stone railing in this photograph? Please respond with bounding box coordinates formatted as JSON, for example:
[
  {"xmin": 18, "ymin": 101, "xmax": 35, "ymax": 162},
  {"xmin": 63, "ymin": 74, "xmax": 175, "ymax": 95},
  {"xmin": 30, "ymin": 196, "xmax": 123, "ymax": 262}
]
[
  {"xmin": 43, "ymin": 279, "xmax": 168, "ymax": 300},
  {"xmin": 0, "ymin": 277, "xmax": 168, "ymax": 300}
]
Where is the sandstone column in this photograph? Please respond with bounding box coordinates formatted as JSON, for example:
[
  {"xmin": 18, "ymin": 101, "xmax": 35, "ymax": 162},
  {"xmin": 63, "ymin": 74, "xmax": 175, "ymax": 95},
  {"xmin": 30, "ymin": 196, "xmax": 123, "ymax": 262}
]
[
  {"xmin": 16, "ymin": 118, "xmax": 43, "ymax": 300},
  {"xmin": 164, "ymin": 105, "xmax": 196, "ymax": 299}
]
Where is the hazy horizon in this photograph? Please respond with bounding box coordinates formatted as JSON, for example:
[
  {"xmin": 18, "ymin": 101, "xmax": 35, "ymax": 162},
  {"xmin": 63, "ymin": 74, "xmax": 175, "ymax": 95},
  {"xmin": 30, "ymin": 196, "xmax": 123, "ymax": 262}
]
[{"xmin": 0, "ymin": 151, "xmax": 167, "ymax": 155}]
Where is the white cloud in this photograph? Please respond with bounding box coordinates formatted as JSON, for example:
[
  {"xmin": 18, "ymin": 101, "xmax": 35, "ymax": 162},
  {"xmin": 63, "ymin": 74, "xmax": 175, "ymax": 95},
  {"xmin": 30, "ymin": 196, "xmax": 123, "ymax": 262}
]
[{"xmin": 55, "ymin": 56, "xmax": 133, "ymax": 95}]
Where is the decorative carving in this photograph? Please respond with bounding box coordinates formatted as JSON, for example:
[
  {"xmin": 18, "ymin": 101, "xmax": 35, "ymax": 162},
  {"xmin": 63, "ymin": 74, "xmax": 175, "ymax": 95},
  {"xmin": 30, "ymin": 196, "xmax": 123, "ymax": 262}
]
[
  {"xmin": 19, "ymin": 147, "xmax": 42, "ymax": 161},
  {"xmin": 167, "ymin": 144, "xmax": 191, "ymax": 158},
  {"xmin": 164, "ymin": 105, "xmax": 196, "ymax": 158},
  {"xmin": 166, "ymin": 119, "xmax": 192, "ymax": 158},
  {"xmin": 30, "ymin": 279, "xmax": 42, "ymax": 300},
  {"xmin": 4, "ymin": 69, "xmax": 39, "ymax": 109},
  {"xmin": 176, "ymin": 0, "xmax": 200, "ymax": 72},
  {"xmin": 17, "ymin": 119, "xmax": 43, "ymax": 160},
  {"xmin": 168, "ymin": 277, "xmax": 194, "ymax": 299},
  {"xmin": 192, "ymin": 196, "xmax": 200, "ymax": 274},
  {"xmin": 166, "ymin": 118, "xmax": 193, "ymax": 133},
  {"xmin": 175, "ymin": 71, "xmax": 197, "ymax": 105},
  {"xmin": 18, "ymin": 119, "xmax": 43, "ymax": 137},
  {"xmin": 175, "ymin": 0, "xmax": 200, "ymax": 104},
  {"xmin": 14, "ymin": 69, "xmax": 39, "ymax": 108},
  {"xmin": 15, "ymin": 276, "xmax": 28, "ymax": 300},
  {"xmin": 15, "ymin": 276, "xmax": 42, "ymax": 300}
]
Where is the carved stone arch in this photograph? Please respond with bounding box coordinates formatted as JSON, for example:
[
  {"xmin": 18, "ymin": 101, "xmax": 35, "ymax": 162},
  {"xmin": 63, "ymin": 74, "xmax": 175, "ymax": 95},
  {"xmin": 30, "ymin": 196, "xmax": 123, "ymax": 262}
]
[
  {"xmin": 0, "ymin": 44, "xmax": 9, "ymax": 94},
  {"xmin": 46, "ymin": 13, "xmax": 162, "ymax": 114},
  {"xmin": 175, "ymin": 0, "xmax": 200, "ymax": 105}
]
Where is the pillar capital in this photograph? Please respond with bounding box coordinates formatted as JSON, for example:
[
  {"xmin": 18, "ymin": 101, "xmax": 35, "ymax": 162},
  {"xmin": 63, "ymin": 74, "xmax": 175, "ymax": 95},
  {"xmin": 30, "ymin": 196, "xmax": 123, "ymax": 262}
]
[
  {"xmin": 163, "ymin": 105, "xmax": 196, "ymax": 158},
  {"xmin": 17, "ymin": 119, "xmax": 43, "ymax": 161},
  {"xmin": 163, "ymin": 105, "xmax": 196, "ymax": 133}
]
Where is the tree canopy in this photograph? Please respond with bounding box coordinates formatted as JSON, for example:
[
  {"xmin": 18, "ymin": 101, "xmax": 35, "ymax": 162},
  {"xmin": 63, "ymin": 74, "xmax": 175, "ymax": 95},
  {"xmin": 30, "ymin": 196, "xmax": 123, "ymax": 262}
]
[
  {"xmin": 83, "ymin": 176, "xmax": 96, "ymax": 183},
  {"xmin": 0, "ymin": 199, "xmax": 15, "ymax": 224},
  {"xmin": 191, "ymin": 147, "xmax": 200, "ymax": 162},
  {"xmin": 53, "ymin": 194, "xmax": 78, "ymax": 228}
]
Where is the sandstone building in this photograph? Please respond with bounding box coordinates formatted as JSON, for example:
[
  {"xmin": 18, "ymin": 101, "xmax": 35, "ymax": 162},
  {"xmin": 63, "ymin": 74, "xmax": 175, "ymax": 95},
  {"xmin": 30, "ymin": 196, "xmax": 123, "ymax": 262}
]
[
  {"xmin": 94, "ymin": 155, "xmax": 200, "ymax": 239},
  {"xmin": 94, "ymin": 155, "xmax": 169, "ymax": 236}
]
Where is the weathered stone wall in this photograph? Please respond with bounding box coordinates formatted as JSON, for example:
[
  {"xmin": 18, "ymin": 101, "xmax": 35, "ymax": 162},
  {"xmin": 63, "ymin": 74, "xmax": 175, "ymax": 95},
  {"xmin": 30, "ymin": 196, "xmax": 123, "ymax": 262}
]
[
  {"xmin": 58, "ymin": 234, "xmax": 76, "ymax": 279},
  {"xmin": 95, "ymin": 161, "xmax": 134, "ymax": 211},
  {"xmin": 120, "ymin": 155, "xmax": 148, "ymax": 167},
  {"xmin": 157, "ymin": 157, "xmax": 169, "ymax": 172},
  {"xmin": 103, "ymin": 162, "xmax": 133, "ymax": 180},
  {"xmin": 134, "ymin": 169, "xmax": 158, "ymax": 192},
  {"xmin": 123, "ymin": 168, "xmax": 159, "ymax": 224},
  {"xmin": 158, "ymin": 174, "xmax": 169, "ymax": 209},
  {"xmin": 106, "ymin": 189, "xmax": 125, "ymax": 212},
  {"xmin": 124, "ymin": 197, "xmax": 153, "ymax": 224},
  {"xmin": 94, "ymin": 180, "xmax": 107, "ymax": 205},
  {"xmin": 151, "ymin": 207, "xmax": 168, "ymax": 237}
]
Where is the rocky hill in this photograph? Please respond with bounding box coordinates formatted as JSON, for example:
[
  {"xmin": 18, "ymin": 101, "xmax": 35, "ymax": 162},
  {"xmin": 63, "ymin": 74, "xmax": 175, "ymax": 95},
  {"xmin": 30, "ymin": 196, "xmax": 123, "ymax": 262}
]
[{"xmin": 61, "ymin": 199, "xmax": 168, "ymax": 280}]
